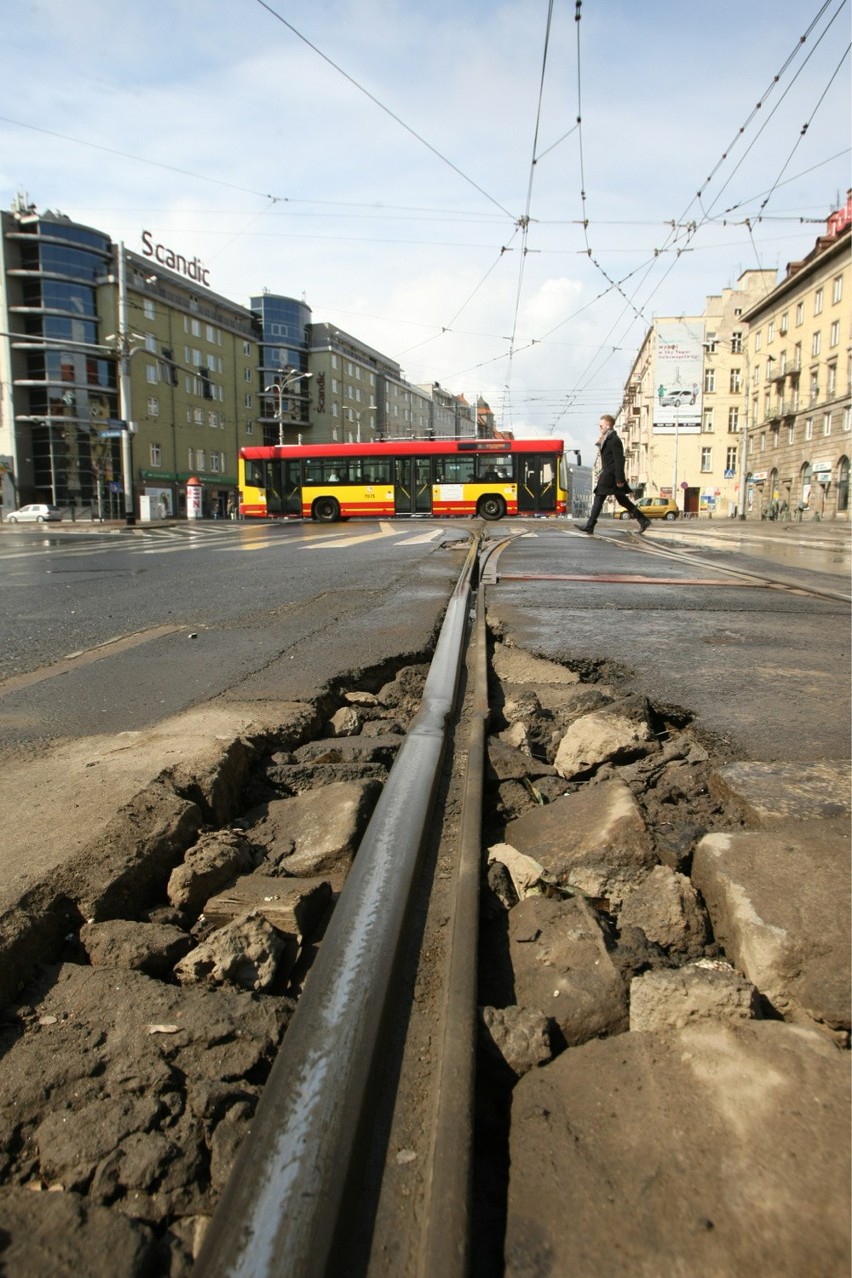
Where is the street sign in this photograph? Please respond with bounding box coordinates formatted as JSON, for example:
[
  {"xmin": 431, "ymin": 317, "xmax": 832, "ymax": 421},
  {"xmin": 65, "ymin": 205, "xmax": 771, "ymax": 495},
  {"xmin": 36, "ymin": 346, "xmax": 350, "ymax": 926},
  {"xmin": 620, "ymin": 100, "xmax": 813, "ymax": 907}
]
[{"xmin": 723, "ymin": 468, "xmax": 735, "ymax": 478}]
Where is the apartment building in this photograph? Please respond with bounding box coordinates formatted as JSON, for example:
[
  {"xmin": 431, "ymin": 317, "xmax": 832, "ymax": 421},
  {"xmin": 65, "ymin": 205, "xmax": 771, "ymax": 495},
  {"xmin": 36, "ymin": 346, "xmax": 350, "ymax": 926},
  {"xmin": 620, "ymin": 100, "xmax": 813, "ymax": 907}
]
[
  {"xmin": 618, "ymin": 270, "xmax": 776, "ymax": 517},
  {"xmin": 111, "ymin": 247, "xmax": 259, "ymax": 519},
  {"xmin": 740, "ymin": 193, "xmax": 851, "ymax": 520},
  {"xmin": 0, "ymin": 195, "xmax": 261, "ymax": 519}
]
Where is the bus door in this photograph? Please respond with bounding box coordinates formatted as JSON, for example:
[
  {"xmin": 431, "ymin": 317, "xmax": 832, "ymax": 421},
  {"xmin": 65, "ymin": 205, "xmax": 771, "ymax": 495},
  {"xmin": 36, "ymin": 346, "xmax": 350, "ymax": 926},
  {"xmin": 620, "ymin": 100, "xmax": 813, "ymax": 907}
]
[
  {"xmin": 517, "ymin": 454, "xmax": 557, "ymax": 514},
  {"xmin": 265, "ymin": 460, "xmax": 302, "ymax": 517},
  {"xmin": 283, "ymin": 459, "xmax": 302, "ymax": 516},
  {"xmin": 395, "ymin": 457, "xmax": 433, "ymax": 515}
]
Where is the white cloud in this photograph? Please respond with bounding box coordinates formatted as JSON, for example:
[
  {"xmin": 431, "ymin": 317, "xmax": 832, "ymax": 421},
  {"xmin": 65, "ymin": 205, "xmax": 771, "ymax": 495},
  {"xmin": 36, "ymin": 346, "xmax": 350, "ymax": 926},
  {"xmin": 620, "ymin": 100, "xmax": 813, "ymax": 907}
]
[{"xmin": 0, "ymin": 0, "xmax": 848, "ymax": 458}]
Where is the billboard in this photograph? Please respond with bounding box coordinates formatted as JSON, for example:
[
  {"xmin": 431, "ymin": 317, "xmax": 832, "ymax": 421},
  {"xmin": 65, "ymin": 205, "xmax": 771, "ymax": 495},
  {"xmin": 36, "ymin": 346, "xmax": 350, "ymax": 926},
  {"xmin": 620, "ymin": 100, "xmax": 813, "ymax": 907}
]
[{"xmin": 653, "ymin": 321, "xmax": 704, "ymax": 434}]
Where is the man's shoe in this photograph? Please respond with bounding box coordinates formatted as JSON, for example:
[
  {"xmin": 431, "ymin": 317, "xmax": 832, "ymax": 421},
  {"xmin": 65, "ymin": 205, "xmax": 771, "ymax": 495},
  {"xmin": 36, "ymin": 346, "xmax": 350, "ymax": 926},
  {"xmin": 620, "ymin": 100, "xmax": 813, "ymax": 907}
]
[
  {"xmin": 577, "ymin": 524, "xmax": 595, "ymax": 534},
  {"xmin": 637, "ymin": 516, "xmax": 651, "ymax": 533}
]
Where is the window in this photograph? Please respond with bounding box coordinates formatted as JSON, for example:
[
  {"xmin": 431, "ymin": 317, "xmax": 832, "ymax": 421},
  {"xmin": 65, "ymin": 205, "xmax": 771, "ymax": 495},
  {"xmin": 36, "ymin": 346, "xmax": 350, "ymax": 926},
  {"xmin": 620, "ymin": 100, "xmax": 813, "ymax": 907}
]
[
  {"xmin": 827, "ymin": 363, "xmax": 837, "ymax": 397},
  {"xmin": 795, "ymin": 301, "xmax": 804, "ymax": 326},
  {"xmin": 191, "ymin": 319, "xmax": 201, "ymax": 337},
  {"xmin": 243, "ymin": 341, "xmax": 252, "ymax": 356},
  {"xmin": 779, "ymin": 313, "xmax": 788, "ymax": 335},
  {"xmin": 731, "ymin": 331, "xmax": 743, "ymax": 353},
  {"xmin": 144, "ymin": 333, "xmax": 157, "ymax": 352},
  {"xmin": 805, "ymin": 418, "xmax": 813, "ymax": 441},
  {"xmin": 832, "ymin": 275, "xmax": 843, "ymax": 304},
  {"xmin": 759, "ymin": 433, "xmax": 766, "ymax": 452},
  {"xmin": 703, "ymin": 410, "xmax": 714, "ymax": 433},
  {"xmin": 726, "ymin": 446, "xmax": 738, "ymax": 471},
  {"xmin": 149, "ymin": 444, "xmax": 161, "ymax": 467},
  {"xmin": 194, "ymin": 408, "xmax": 204, "ymax": 425},
  {"xmin": 210, "ymin": 451, "xmax": 221, "ymax": 472},
  {"xmin": 728, "ymin": 406, "xmax": 740, "ymax": 432},
  {"xmin": 823, "ymin": 414, "xmax": 831, "ymax": 437},
  {"xmin": 196, "ymin": 449, "xmax": 206, "ymax": 470},
  {"xmin": 811, "ymin": 332, "xmax": 821, "ymax": 358},
  {"xmin": 705, "ymin": 333, "xmax": 717, "ymax": 353},
  {"xmin": 845, "ymin": 407, "xmax": 852, "ymax": 433},
  {"xmin": 143, "ymin": 298, "xmax": 155, "ymax": 320},
  {"xmin": 729, "ymin": 368, "xmax": 742, "ymax": 393},
  {"xmin": 793, "ymin": 342, "xmax": 802, "ymax": 371},
  {"xmin": 830, "ymin": 320, "xmax": 839, "ymax": 347},
  {"xmin": 147, "ymin": 396, "xmax": 160, "ymax": 417},
  {"xmin": 145, "ymin": 363, "xmax": 159, "ymax": 384},
  {"xmin": 245, "ymin": 421, "xmax": 253, "ymax": 435},
  {"xmin": 809, "ymin": 371, "xmax": 819, "ymax": 403},
  {"xmin": 704, "ymin": 368, "xmax": 715, "ymax": 393},
  {"xmin": 434, "ymin": 456, "xmax": 476, "ymax": 483},
  {"xmin": 206, "ymin": 324, "xmax": 215, "ymax": 343},
  {"xmin": 814, "ymin": 288, "xmax": 823, "ymax": 316},
  {"xmin": 771, "ymin": 424, "xmax": 779, "ymax": 449},
  {"xmin": 754, "ymin": 331, "xmax": 762, "ymax": 352},
  {"xmin": 244, "ymin": 393, "xmax": 253, "ymax": 408},
  {"xmin": 700, "ymin": 447, "xmax": 712, "ymax": 472},
  {"xmin": 787, "ymin": 421, "xmax": 795, "ymax": 445},
  {"xmin": 767, "ymin": 320, "xmax": 775, "ymax": 343}
]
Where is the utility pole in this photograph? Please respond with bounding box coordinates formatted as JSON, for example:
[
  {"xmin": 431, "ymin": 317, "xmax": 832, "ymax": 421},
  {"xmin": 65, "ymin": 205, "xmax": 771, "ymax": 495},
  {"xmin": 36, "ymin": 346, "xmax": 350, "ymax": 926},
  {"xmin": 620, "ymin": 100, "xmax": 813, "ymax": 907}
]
[{"xmin": 116, "ymin": 244, "xmax": 136, "ymax": 523}]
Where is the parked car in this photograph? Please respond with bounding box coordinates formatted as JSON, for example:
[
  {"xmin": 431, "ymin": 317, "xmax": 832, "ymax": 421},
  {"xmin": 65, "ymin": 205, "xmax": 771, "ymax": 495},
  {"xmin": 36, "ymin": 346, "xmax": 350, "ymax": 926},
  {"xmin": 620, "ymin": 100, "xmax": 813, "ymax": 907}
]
[
  {"xmin": 615, "ymin": 496, "xmax": 679, "ymax": 520},
  {"xmin": 6, "ymin": 503, "xmax": 63, "ymax": 523}
]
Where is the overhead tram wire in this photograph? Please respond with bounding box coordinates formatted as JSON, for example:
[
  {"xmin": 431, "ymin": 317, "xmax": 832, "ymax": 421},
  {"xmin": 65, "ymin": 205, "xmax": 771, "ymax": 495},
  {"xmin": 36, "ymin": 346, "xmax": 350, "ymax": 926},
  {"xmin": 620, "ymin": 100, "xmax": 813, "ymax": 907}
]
[
  {"xmin": 253, "ymin": 0, "xmax": 517, "ymax": 223},
  {"xmin": 556, "ymin": 0, "xmax": 846, "ymax": 404}
]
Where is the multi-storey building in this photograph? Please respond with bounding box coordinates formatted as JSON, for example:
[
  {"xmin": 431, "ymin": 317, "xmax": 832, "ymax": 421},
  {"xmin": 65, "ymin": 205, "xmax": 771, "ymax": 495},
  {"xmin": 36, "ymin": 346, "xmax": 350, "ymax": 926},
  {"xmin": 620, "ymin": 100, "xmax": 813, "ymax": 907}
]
[
  {"xmin": 618, "ymin": 270, "xmax": 776, "ymax": 517},
  {"xmin": 110, "ymin": 246, "xmax": 259, "ymax": 519},
  {"xmin": 740, "ymin": 194, "xmax": 851, "ymax": 520},
  {"xmin": 250, "ymin": 292, "xmax": 311, "ymax": 447},
  {"xmin": 0, "ymin": 195, "xmax": 261, "ymax": 519},
  {"xmin": 0, "ymin": 196, "xmax": 119, "ymax": 515}
]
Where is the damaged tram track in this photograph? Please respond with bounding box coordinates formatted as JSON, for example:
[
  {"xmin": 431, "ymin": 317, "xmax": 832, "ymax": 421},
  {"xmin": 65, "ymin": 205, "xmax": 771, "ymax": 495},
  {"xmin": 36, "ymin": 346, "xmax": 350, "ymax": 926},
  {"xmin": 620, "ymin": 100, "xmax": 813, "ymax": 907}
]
[{"xmin": 0, "ymin": 531, "xmax": 848, "ymax": 1278}]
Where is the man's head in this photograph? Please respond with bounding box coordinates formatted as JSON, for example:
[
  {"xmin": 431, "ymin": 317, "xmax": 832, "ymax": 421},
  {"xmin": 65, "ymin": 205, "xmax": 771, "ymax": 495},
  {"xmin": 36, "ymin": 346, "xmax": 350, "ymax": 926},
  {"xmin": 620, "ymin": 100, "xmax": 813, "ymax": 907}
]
[{"xmin": 599, "ymin": 414, "xmax": 615, "ymax": 434}]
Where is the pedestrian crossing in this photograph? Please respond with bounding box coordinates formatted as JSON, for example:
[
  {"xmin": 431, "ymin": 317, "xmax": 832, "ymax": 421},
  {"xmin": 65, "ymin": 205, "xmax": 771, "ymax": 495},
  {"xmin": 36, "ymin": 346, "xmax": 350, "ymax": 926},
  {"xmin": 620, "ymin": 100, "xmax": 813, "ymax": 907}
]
[{"xmin": 0, "ymin": 520, "xmax": 455, "ymax": 563}]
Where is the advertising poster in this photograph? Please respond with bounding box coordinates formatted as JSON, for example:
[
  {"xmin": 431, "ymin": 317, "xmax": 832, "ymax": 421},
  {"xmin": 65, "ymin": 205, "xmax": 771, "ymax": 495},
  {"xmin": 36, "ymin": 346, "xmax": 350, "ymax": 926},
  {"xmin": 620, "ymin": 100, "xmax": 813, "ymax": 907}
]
[{"xmin": 653, "ymin": 321, "xmax": 705, "ymax": 433}]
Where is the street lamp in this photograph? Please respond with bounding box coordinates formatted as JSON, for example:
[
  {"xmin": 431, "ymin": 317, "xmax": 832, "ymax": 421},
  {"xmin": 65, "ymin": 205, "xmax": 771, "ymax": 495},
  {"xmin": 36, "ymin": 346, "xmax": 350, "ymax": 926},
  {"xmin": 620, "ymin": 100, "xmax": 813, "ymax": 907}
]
[{"xmin": 263, "ymin": 370, "xmax": 312, "ymax": 446}]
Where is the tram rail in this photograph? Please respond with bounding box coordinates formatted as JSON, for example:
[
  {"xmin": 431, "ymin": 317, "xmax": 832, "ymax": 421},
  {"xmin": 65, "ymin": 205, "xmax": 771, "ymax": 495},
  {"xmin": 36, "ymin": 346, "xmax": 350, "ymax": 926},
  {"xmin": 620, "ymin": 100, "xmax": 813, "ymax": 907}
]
[{"xmin": 194, "ymin": 534, "xmax": 486, "ymax": 1278}]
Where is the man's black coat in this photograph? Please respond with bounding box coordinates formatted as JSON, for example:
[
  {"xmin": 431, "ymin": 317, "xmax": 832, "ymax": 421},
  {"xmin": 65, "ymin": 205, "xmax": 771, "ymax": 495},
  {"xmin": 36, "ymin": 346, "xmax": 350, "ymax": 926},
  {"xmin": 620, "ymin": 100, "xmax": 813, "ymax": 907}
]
[{"xmin": 593, "ymin": 428, "xmax": 633, "ymax": 495}]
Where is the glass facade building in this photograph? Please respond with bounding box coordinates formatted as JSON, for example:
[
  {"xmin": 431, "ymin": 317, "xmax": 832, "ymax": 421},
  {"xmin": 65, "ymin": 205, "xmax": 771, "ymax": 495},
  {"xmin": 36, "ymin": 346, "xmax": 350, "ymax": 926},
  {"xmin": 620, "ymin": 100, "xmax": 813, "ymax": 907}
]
[
  {"xmin": 250, "ymin": 293, "xmax": 312, "ymax": 446},
  {"xmin": 1, "ymin": 203, "xmax": 120, "ymax": 509}
]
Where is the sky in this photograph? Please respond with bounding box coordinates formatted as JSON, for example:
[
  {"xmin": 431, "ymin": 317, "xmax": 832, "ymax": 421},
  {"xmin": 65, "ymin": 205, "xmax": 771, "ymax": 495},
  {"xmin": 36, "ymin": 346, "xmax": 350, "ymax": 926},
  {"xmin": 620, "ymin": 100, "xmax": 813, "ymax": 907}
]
[{"xmin": 1, "ymin": 0, "xmax": 849, "ymax": 461}]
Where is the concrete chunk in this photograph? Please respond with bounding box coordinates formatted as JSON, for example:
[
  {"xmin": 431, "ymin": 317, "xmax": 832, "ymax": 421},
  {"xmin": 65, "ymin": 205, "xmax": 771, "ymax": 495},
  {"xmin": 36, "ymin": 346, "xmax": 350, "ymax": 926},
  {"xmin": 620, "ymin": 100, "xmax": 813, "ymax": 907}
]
[
  {"xmin": 692, "ymin": 819, "xmax": 851, "ymax": 1032},
  {"xmin": 201, "ymin": 874, "xmax": 331, "ymax": 940},
  {"xmin": 630, "ymin": 962, "xmax": 760, "ymax": 1031},
  {"xmin": 508, "ymin": 895, "xmax": 627, "ymax": 1046},
  {"xmin": 505, "ymin": 778, "xmax": 655, "ymax": 906},
  {"xmin": 507, "ymin": 1020, "xmax": 851, "ymax": 1278},
  {"xmin": 708, "ymin": 759, "xmax": 851, "ymax": 826}
]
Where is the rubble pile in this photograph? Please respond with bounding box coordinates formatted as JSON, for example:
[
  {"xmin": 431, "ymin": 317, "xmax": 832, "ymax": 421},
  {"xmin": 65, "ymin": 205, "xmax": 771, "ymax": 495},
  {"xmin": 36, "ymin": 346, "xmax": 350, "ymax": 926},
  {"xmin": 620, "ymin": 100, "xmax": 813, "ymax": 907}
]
[
  {"xmin": 0, "ymin": 666, "xmax": 427, "ymax": 1277},
  {"xmin": 477, "ymin": 640, "xmax": 850, "ymax": 1278}
]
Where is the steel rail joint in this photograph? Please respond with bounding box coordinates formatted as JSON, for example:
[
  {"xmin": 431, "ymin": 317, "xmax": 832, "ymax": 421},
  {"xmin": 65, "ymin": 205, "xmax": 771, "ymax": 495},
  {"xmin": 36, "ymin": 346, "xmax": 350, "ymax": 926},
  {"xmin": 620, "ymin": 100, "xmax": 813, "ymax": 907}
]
[{"xmin": 194, "ymin": 536, "xmax": 481, "ymax": 1278}]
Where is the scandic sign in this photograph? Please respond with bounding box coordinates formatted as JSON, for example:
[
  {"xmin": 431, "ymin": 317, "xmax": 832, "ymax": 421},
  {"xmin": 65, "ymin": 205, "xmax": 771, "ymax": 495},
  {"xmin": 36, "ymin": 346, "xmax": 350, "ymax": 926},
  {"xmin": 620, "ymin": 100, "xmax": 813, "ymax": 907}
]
[{"xmin": 141, "ymin": 230, "xmax": 210, "ymax": 287}]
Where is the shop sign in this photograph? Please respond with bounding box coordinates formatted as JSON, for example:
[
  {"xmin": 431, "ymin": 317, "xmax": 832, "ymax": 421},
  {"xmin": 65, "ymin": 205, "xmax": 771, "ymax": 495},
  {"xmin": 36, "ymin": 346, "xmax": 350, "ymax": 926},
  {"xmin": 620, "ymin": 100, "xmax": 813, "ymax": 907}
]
[{"xmin": 141, "ymin": 230, "xmax": 210, "ymax": 286}]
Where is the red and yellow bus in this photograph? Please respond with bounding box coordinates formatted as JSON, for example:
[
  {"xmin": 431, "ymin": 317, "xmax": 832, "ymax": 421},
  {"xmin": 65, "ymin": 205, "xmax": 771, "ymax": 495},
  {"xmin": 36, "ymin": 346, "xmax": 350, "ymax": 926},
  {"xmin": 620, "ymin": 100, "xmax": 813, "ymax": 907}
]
[{"xmin": 239, "ymin": 437, "xmax": 569, "ymax": 522}]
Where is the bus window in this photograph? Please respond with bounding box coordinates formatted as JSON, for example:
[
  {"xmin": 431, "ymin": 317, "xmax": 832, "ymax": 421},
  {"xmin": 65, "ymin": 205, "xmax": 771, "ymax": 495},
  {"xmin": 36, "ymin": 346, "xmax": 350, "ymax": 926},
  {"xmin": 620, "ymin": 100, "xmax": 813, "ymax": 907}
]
[
  {"xmin": 476, "ymin": 454, "xmax": 513, "ymax": 481},
  {"xmin": 435, "ymin": 456, "xmax": 476, "ymax": 483},
  {"xmin": 363, "ymin": 458, "xmax": 392, "ymax": 484},
  {"xmin": 305, "ymin": 458, "xmax": 349, "ymax": 484},
  {"xmin": 245, "ymin": 459, "xmax": 265, "ymax": 488}
]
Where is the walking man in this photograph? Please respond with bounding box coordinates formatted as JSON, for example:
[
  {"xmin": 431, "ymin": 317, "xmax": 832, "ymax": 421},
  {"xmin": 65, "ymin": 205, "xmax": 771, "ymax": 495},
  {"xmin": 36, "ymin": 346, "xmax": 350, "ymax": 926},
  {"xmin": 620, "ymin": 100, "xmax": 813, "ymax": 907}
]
[{"xmin": 579, "ymin": 415, "xmax": 651, "ymax": 534}]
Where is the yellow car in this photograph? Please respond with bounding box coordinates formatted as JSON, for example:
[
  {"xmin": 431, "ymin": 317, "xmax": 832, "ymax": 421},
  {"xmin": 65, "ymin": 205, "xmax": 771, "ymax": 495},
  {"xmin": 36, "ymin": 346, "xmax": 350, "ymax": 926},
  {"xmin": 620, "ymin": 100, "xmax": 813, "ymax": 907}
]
[{"xmin": 615, "ymin": 496, "xmax": 679, "ymax": 520}]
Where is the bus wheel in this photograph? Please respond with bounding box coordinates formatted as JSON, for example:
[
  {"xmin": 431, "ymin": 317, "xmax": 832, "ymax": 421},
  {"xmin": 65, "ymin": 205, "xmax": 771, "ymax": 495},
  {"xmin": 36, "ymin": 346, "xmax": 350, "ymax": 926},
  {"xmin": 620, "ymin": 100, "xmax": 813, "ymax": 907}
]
[
  {"xmin": 478, "ymin": 494, "xmax": 506, "ymax": 521},
  {"xmin": 313, "ymin": 496, "xmax": 341, "ymax": 523}
]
